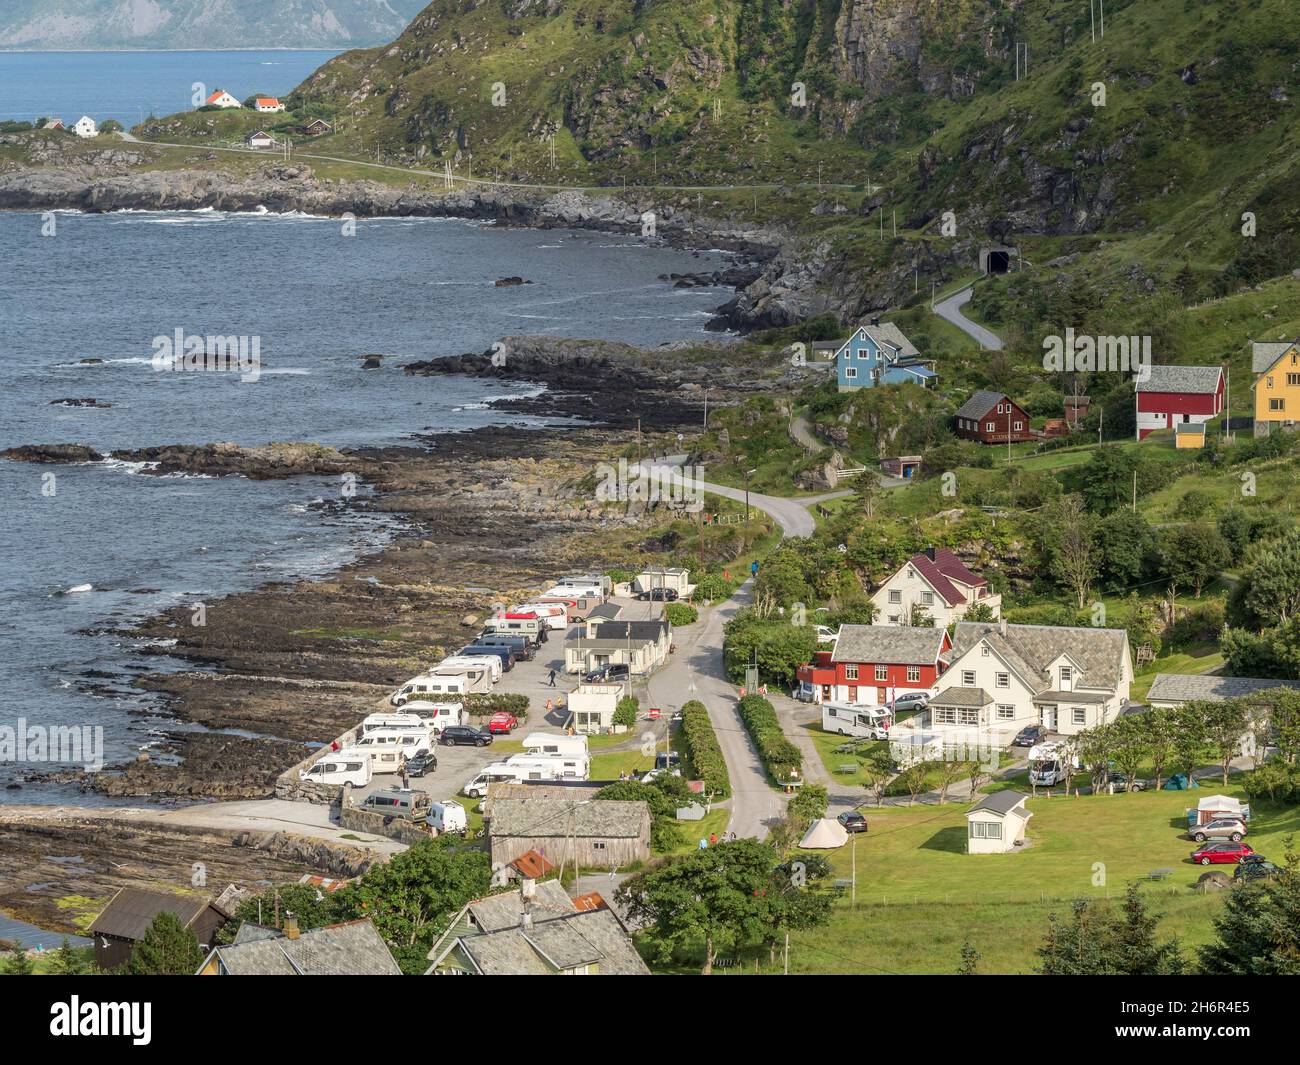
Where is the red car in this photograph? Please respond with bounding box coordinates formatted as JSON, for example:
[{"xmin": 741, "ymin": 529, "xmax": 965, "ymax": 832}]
[
  {"xmin": 487, "ymin": 712, "xmax": 519, "ymax": 735},
  {"xmin": 1190, "ymin": 841, "xmax": 1255, "ymax": 866}
]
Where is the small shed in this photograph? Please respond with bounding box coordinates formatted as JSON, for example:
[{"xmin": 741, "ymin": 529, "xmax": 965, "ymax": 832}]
[
  {"xmin": 567, "ymin": 683, "xmax": 624, "ymax": 733},
  {"xmin": 880, "ymin": 455, "xmax": 922, "ymax": 479},
  {"xmin": 89, "ymin": 888, "xmax": 230, "ymax": 970},
  {"xmin": 244, "ymin": 130, "xmax": 276, "ymax": 150},
  {"xmin": 488, "ymin": 797, "xmax": 651, "ymax": 869},
  {"xmin": 633, "ymin": 567, "xmax": 692, "ymax": 595},
  {"xmin": 966, "ymin": 791, "xmax": 1031, "ymax": 854},
  {"xmin": 1175, "ymin": 422, "xmax": 1207, "ymax": 449}
]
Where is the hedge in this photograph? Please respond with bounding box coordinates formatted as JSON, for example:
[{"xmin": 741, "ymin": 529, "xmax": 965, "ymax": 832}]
[
  {"xmin": 679, "ymin": 699, "xmax": 730, "ymax": 798},
  {"xmin": 665, "ymin": 602, "xmax": 699, "ymax": 627},
  {"xmin": 451, "ymin": 693, "xmax": 530, "ymax": 718},
  {"xmin": 737, "ymin": 694, "xmax": 802, "ymax": 783}
]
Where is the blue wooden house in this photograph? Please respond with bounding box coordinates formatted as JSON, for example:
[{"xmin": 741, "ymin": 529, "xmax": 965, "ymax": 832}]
[{"xmin": 832, "ymin": 321, "xmax": 935, "ymax": 392}]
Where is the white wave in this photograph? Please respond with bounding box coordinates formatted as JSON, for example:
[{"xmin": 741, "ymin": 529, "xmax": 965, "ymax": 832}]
[
  {"xmin": 63, "ymin": 583, "xmax": 93, "ymax": 594},
  {"xmin": 101, "ymin": 457, "xmax": 158, "ymax": 475}
]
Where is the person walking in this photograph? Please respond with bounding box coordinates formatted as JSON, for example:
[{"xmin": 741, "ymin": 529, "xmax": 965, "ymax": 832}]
[
  {"xmin": 399, "ymin": 756, "xmax": 409, "ymax": 791},
  {"xmin": 547, "ymin": 668, "xmax": 557, "ymax": 687}
]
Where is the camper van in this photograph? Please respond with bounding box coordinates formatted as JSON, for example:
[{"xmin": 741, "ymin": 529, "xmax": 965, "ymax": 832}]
[
  {"xmin": 1028, "ymin": 742, "xmax": 1079, "ymax": 786},
  {"xmin": 353, "ymin": 728, "xmax": 435, "ymax": 769},
  {"xmin": 481, "ymin": 612, "xmax": 549, "ymax": 643},
  {"xmin": 537, "ymin": 591, "xmax": 605, "ymax": 622},
  {"xmin": 521, "ymin": 733, "xmax": 589, "ymax": 758},
  {"xmin": 438, "ymin": 654, "xmax": 503, "ymax": 681},
  {"xmin": 398, "ymin": 701, "xmax": 464, "ymax": 732},
  {"xmin": 553, "ymin": 574, "xmax": 611, "ymax": 597},
  {"xmin": 821, "ymin": 702, "xmax": 890, "ymax": 740},
  {"xmin": 473, "ymin": 634, "xmax": 536, "ymax": 660},
  {"xmin": 433, "ymin": 665, "xmax": 494, "ymax": 693},
  {"xmin": 459, "ymin": 645, "xmax": 516, "ymax": 670},
  {"xmin": 362, "ymin": 712, "xmax": 432, "ymax": 735},
  {"xmin": 299, "ymin": 755, "xmax": 371, "ymax": 788},
  {"xmin": 506, "ymin": 752, "xmax": 590, "ymax": 780},
  {"xmin": 462, "ymin": 761, "xmax": 559, "ymax": 798},
  {"xmin": 335, "ymin": 743, "xmax": 408, "ymax": 774},
  {"xmin": 421, "ymin": 800, "xmax": 468, "ymax": 835},
  {"xmin": 511, "ymin": 603, "xmax": 569, "ymax": 631},
  {"xmin": 359, "ymin": 787, "xmax": 431, "ymax": 820},
  {"xmin": 391, "ymin": 670, "xmax": 483, "ymax": 705}
]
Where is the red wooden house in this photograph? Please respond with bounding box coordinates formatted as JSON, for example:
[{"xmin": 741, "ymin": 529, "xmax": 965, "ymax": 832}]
[
  {"xmin": 1135, "ymin": 364, "xmax": 1224, "ymax": 440},
  {"xmin": 796, "ymin": 625, "xmax": 951, "ymax": 705},
  {"xmin": 952, "ymin": 390, "xmax": 1036, "ymax": 444}
]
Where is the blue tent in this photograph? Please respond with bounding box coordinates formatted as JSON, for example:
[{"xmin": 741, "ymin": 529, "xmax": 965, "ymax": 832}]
[{"xmin": 1164, "ymin": 773, "xmax": 1199, "ymax": 790}]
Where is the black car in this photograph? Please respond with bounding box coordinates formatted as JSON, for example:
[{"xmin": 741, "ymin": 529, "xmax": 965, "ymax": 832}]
[
  {"xmin": 638, "ymin": 587, "xmax": 678, "ymax": 602},
  {"xmin": 1234, "ymin": 856, "xmax": 1279, "ymax": 882},
  {"xmin": 1012, "ymin": 725, "xmax": 1048, "ymax": 748},
  {"xmin": 836, "ymin": 811, "xmax": 869, "ymax": 834},
  {"xmin": 406, "ymin": 750, "xmax": 438, "ymax": 777},
  {"xmin": 583, "ymin": 663, "xmax": 630, "ymax": 683},
  {"xmin": 440, "ymin": 725, "xmax": 492, "ymax": 747}
]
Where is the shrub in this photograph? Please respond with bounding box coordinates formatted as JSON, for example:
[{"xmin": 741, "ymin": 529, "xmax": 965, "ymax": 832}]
[
  {"xmin": 737, "ymin": 694, "xmax": 801, "ymax": 782},
  {"xmin": 457, "ymin": 693, "xmax": 529, "ymax": 718},
  {"xmin": 613, "ymin": 696, "xmax": 639, "ymax": 729},
  {"xmin": 665, "ymin": 602, "xmax": 699, "ymax": 627},
  {"xmin": 693, "ymin": 572, "xmax": 735, "ymax": 601},
  {"xmin": 680, "ymin": 699, "xmax": 730, "ymax": 798}
]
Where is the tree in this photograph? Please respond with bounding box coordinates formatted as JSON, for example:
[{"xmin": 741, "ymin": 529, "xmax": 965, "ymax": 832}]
[
  {"xmin": 787, "ymin": 783, "xmax": 828, "ymax": 830},
  {"xmin": 1170, "ymin": 703, "xmax": 1212, "ymax": 788},
  {"xmin": 1041, "ymin": 495, "xmax": 1099, "ymax": 608},
  {"xmin": 898, "ymin": 758, "xmax": 930, "ymax": 805},
  {"xmin": 957, "ymin": 938, "xmax": 981, "ymax": 975},
  {"xmin": 46, "ymin": 938, "xmax": 86, "ymax": 976},
  {"xmin": 616, "ymin": 838, "xmax": 785, "ymax": 974},
  {"xmin": 122, "ymin": 911, "xmax": 204, "ymax": 975},
  {"xmin": 336, "ymin": 837, "xmax": 492, "ymax": 974},
  {"xmin": 1142, "ymin": 705, "xmax": 1179, "ymax": 790},
  {"xmin": 1038, "ymin": 885, "xmax": 1186, "ymax": 974},
  {"xmin": 1108, "ymin": 715, "xmax": 1151, "ymax": 792},
  {"xmin": 1259, "ymin": 688, "xmax": 1300, "ymax": 764},
  {"xmin": 1076, "ymin": 725, "xmax": 1117, "ymax": 794},
  {"xmin": 1201, "ymin": 697, "xmax": 1250, "ymax": 785},
  {"xmin": 1198, "ymin": 846, "xmax": 1300, "ymax": 975},
  {"xmin": 934, "ymin": 748, "xmax": 971, "ymax": 804},
  {"xmin": 1097, "ymin": 511, "xmax": 1157, "ymax": 591},
  {"xmin": 1159, "ymin": 525, "xmax": 1230, "ymax": 599},
  {"xmin": 1239, "ymin": 527, "xmax": 1300, "ymax": 625},
  {"xmin": 907, "ymin": 603, "xmax": 935, "ymax": 627},
  {"xmin": 0, "ymin": 948, "xmax": 34, "ymax": 975},
  {"xmin": 613, "ymin": 695, "xmax": 639, "ymax": 729}
]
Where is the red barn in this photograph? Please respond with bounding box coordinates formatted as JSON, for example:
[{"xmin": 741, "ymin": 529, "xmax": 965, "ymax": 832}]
[
  {"xmin": 796, "ymin": 625, "xmax": 950, "ymax": 705},
  {"xmin": 1135, "ymin": 364, "xmax": 1224, "ymax": 440},
  {"xmin": 952, "ymin": 390, "xmax": 1035, "ymax": 444}
]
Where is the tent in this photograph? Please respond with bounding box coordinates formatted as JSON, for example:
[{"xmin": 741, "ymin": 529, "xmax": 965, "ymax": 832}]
[{"xmin": 799, "ymin": 818, "xmax": 849, "ymax": 850}]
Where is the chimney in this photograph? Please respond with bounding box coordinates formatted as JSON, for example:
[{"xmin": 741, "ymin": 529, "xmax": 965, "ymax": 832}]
[
  {"xmin": 283, "ymin": 913, "xmax": 300, "ymax": 940},
  {"xmin": 924, "ymin": 545, "xmax": 937, "ymax": 562},
  {"xmin": 869, "ymin": 314, "xmax": 881, "ymax": 327}
]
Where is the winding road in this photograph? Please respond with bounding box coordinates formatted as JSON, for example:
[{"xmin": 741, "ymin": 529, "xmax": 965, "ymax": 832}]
[{"xmin": 933, "ymin": 285, "xmax": 1003, "ymax": 351}]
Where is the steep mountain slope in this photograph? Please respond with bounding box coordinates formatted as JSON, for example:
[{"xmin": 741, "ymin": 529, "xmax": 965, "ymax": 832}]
[{"xmin": 0, "ymin": 0, "xmax": 429, "ymax": 50}]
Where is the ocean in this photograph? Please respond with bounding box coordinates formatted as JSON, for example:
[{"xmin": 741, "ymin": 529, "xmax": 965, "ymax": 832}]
[
  {"xmin": 0, "ymin": 49, "xmax": 341, "ymax": 126},
  {"xmin": 0, "ymin": 207, "xmax": 733, "ymax": 800}
]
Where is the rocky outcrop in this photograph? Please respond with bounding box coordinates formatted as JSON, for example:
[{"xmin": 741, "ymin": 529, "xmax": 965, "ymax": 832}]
[
  {"xmin": 110, "ymin": 442, "xmax": 357, "ymax": 480},
  {"xmin": 0, "ymin": 443, "xmax": 104, "ymax": 463}
]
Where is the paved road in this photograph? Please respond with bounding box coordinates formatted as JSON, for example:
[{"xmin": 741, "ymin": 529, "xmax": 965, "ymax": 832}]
[{"xmin": 933, "ymin": 285, "xmax": 1003, "ymax": 351}]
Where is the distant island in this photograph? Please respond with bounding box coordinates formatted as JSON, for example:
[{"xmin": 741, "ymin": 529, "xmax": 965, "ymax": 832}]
[{"xmin": 0, "ymin": 0, "xmax": 428, "ymax": 51}]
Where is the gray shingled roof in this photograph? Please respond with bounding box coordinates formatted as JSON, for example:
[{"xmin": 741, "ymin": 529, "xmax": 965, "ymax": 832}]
[
  {"xmin": 591, "ymin": 621, "xmax": 669, "ymax": 641},
  {"xmin": 1252, "ymin": 341, "xmax": 1297, "ymax": 374},
  {"xmin": 489, "ymin": 797, "xmax": 649, "ymax": 839},
  {"xmin": 953, "ymin": 390, "xmax": 1007, "ymax": 421},
  {"xmin": 969, "ymin": 791, "xmax": 1029, "ymax": 817},
  {"xmin": 468, "ymin": 880, "xmax": 576, "ymax": 932},
  {"xmin": 453, "ymin": 909, "xmax": 650, "ymax": 975},
  {"xmin": 90, "ymin": 888, "xmax": 213, "ymax": 942},
  {"xmin": 206, "ymin": 919, "xmax": 401, "ymax": 975},
  {"xmin": 1146, "ymin": 674, "xmax": 1297, "ymax": 705},
  {"xmin": 867, "ymin": 322, "xmax": 920, "ymax": 358},
  {"xmin": 929, "ymin": 686, "xmax": 991, "ymax": 708},
  {"xmin": 952, "ymin": 622, "xmax": 1129, "ymax": 694},
  {"xmin": 1135, "ymin": 364, "xmax": 1223, "ymax": 394},
  {"xmin": 831, "ymin": 624, "xmax": 947, "ymax": 665}
]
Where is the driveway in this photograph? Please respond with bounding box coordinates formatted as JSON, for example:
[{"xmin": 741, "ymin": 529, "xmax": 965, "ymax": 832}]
[{"xmin": 933, "ymin": 285, "xmax": 1003, "ymax": 351}]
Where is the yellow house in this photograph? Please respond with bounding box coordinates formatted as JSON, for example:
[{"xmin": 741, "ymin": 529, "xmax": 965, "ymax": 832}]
[{"xmin": 1252, "ymin": 339, "xmax": 1300, "ymax": 434}]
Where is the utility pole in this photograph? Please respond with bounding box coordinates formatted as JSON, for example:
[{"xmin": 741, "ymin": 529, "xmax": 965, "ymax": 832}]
[
  {"xmin": 702, "ymin": 389, "xmax": 709, "ymax": 431},
  {"xmin": 743, "ymin": 468, "xmax": 755, "ymax": 553},
  {"xmin": 1132, "ymin": 470, "xmax": 1137, "ymax": 512},
  {"xmin": 636, "ymin": 416, "xmax": 642, "ymax": 470},
  {"xmin": 851, "ymin": 830, "xmax": 857, "ymax": 909}
]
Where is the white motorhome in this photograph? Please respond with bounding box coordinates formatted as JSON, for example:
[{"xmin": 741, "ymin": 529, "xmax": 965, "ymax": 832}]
[
  {"xmin": 353, "ymin": 729, "xmax": 435, "ymax": 770},
  {"xmin": 392, "ymin": 671, "xmax": 481, "ymax": 704},
  {"xmin": 506, "ymin": 752, "xmax": 590, "ymax": 780},
  {"xmin": 438, "ymin": 654, "xmax": 503, "ymax": 680},
  {"xmin": 462, "ymin": 761, "xmax": 558, "ymax": 798},
  {"xmin": 299, "ymin": 755, "xmax": 371, "ymax": 788},
  {"xmin": 335, "ymin": 743, "xmax": 408, "ymax": 774},
  {"xmin": 511, "ymin": 603, "xmax": 569, "ymax": 630},
  {"xmin": 821, "ymin": 702, "xmax": 890, "ymax": 740},
  {"xmin": 423, "ymin": 800, "xmax": 468, "ymax": 834},
  {"xmin": 362, "ymin": 712, "xmax": 431, "ymax": 734},
  {"xmin": 521, "ymin": 733, "xmax": 589, "ymax": 758},
  {"xmin": 1028, "ymin": 742, "xmax": 1079, "ymax": 787},
  {"xmin": 399, "ymin": 701, "xmax": 464, "ymax": 732},
  {"xmin": 481, "ymin": 613, "xmax": 548, "ymax": 643},
  {"xmin": 553, "ymin": 574, "xmax": 611, "ymax": 596}
]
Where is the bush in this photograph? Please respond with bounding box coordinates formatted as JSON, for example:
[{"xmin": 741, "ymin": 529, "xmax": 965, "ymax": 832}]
[
  {"xmin": 737, "ymin": 694, "xmax": 801, "ymax": 782},
  {"xmin": 1168, "ymin": 599, "xmax": 1226, "ymax": 647},
  {"xmin": 613, "ymin": 696, "xmax": 639, "ymax": 729},
  {"xmin": 457, "ymin": 693, "xmax": 529, "ymax": 718},
  {"xmin": 693, "ymin": 572, "xmax": 735, "ymax": 601},
  {"xmin": 665, "ymin": 602, "xmax": 698, "ymax": 627},
  {"xmin": 680, "ymin": 699, "xmax": 730, "ymax": 798}
]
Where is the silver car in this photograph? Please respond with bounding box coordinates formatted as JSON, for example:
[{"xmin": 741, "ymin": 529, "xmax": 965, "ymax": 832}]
[{"xmin": 1190, "ymin": 818, "xmax": 1247, "ymax": 843}]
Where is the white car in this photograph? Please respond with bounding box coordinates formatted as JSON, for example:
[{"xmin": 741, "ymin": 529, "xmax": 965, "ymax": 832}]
[{"xmin": 813, "ymin": 625, "xmax": 839, "ymax": 643}]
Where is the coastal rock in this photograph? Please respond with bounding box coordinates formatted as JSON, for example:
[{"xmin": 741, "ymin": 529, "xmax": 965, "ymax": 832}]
[
  {"xmin": 50, "ymin": 397, "xmax": 112, "ymax": 408},
  {"xmin": 0, "ymin": 442, "xmax": 104, "ymax": 463},
  {"xmin": 110, "ymin": 441, "xmax": 357, "ymax": 480},
  {"xmin": 494, "ymin": 276, "xmax": 532, "ymax": 286}
]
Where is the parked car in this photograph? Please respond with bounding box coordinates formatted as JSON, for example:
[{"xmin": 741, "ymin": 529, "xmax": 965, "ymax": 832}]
[
  {"xmin": 813, "ymin": 625, "xmax": 839, "ymax": 643},
  {"xmin": 440, "ymin": 725, "xmax": 492, "ymax": 747},
  {"xmin": 1234, "ymin": 856, "xmax": 1279, "ymax": 882},
  {"xmin": 405, "ymin": 750, "xmax": 438, "ymax": 778},
  {"xmin": 837, "ymin": 811, "xmax": 869, "ymax": 834},
  {"xmin": 583, "ymin": 663, "xmax": 630, "ymax": 683},
  {"xmin": 655, "ymin": 751, "xmax": 681, "ymax": 770},
  {"xmin": 637, "ymin": 587, "xmax": 678, "ymax": 602},
  {"xmin": 1191, "ymin": 818, "xmax": 1247, "ymax": 843},
  {"xmin": 1012, "ymin": 724, "xmax": 1049, "ymax": 748},
  {"xmin": 1190, "ymin": 841, "xmax": 1255, "ymax": 866},
  {"xmin": 1107, "ymin": 770, "xmax": 1147, "ymax": 792},
  {"xmin": 487, "ymin": 712, "xmax": 519, "ymax": 735},
  {"xmin": 884, "ymin": 690, "xmax": 932, "ymax": 714}
]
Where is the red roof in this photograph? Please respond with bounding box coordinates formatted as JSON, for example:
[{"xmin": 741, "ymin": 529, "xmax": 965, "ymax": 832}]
[
  {"xmin": 508, "ymin": 849, "xmax": 555, "ymax": 879},
  {"xmin": 570, "ymin": 892, "xmax": 609, "ymax": 912},
  {"xmin": 907, "ymin": 548, "xmax": 984, "ymax": 607},
  {"xmin": 257, "ymin": 97, "xmax": 280, "ymax": 107},
  {"xmin": 205, "ymin": 90, "xmax": 231, "ymax": 105}
]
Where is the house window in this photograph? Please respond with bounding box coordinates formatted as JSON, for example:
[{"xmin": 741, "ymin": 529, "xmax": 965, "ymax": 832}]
[
  {"xmin": 1271, "ymin": 399, "xmax": 1286, "ymax": 412},
  {"xmin": 593, "ymin": 841, "xmax": 607, "ymax": 850},
  {"xmin": 961, "ymin": 670, "xmax": 976, "ymax": 686},
  {"xmin": 1072, "ymin": 707, "xmax": 1087, "ymax": 726},
  {"xmin": 889, "ymin": 589, "xmax": 902, "ymax": 604},
  {"xmin": 985, "ymin": 421, "xmax": 994, "ymax": 432},
  {"xmin": 888, "ymin": 614, "xmax": 900, "ymax": 624},
  {"xmin": 1289, "ymin": 374, "xmax": 1300, "ymax": 387},
  {"xmin": 981, "ymin": 645, "xmax": 990, "ymax": 657},
  {"xmin": 845, "ymin": 664, "xmax": 859, "ymax": 680},
  {"xmin": 875, "ymin": 666, "xmax": 888, "ymax": 682},
  {"xmin": 1059, "ymin": 666, "xmax": 1072, "ymax": 686},
  {"xmin": 997, "ymin": 704, "xmax": 1015, "ymax": 720},
  {"xmin": 970, "ymin": 820, "xmax": 1002, "ymax": 840},
  {"xmin": 907, "ymin": 666, "xmax": 921, "ymax": 683},
  {"xmin": 845, "ymin": 366, "xmax": 858, "ymax": 379},
  {"xmin": 958, "ymin": 708, "xmax": 979, "ymax": 726},
  {"xmin": 921, "ymin": 591, "xmax": 934, "ymax": 606},
  {"xmin": 995, "ymin": 672, "xmax": 1010, "ymax": 688},
  {"xmin": 1013, "ymin": 421, "xmax": 1023, "ymax": 431},
  {"xmin": 934, "ymin": 707, "xmax": 956, "ymax": 725}
]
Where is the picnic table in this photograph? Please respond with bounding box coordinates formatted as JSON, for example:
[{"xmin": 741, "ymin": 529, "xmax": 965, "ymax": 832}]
[
  {"xmin": 1146, "ymin": 868, "xmax": 1174, "ymax": 881},
  {"xmin": 837, "ymin": 762, "xmax": 859, "ymax": 775}
]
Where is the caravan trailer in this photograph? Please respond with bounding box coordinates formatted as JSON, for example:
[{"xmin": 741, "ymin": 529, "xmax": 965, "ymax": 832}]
[
  {"xmin": 438, "ymin": 654, "xmax": 503, "ymax": 681},
  {"xmin": 553, "ymin": 574, "xmax": 612, "ymax": 597},
  {"xmin": 536, "ymin": 591, "xmax": 605, "ymax": 623},
  {"xmin": 481, "ymin": 612, "xmax": 549, "ymax": 644},
  {"xmin": 511, "ymin": 603, "xmax": 569, "ymax": 631},
  {"xmin": 506, "ymin": 752, "xmax": 590, "ymax": 780},
  {"xmin": 391, "ymin": 670, "xmax": 481, "ymax": 705},
  {"xmin": 432, "ymin": 665, "xmax": 494, "ymax": 693},
  {"xmin": 299, "ymin": 755, "xmax": 371, "ymax": 788},
  {"xmin": 354, "ymin": 728, "xmax": 435, "ymax": 761},
  {"xmin": 462, "ymin": 761, "xmax": 559, "ymax": 798},
  {"xmin": 521, "ymin": 733, "xmax": 589, "ymax": 758},
  {"xmin": 821, "ymin": 702, "xmax": 891, "ymax": 740},
  {"xmin": 399, "ymin": 701, "xmax": 465, "ymax": 733},
  {"xmin": 362, "ymin": 712, "xmax": 432, "ymax": 735}
]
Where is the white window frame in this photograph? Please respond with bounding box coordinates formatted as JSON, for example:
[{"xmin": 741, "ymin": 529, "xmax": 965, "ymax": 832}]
[{"xmin": 961, "ymin": 670, "xmax": 976, "ymax": 686}]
